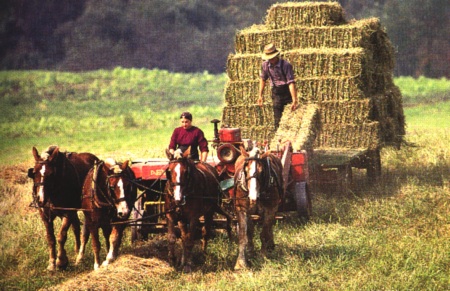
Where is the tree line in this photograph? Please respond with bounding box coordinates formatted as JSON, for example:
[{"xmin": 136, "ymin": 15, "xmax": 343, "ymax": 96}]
[{"xmin": 1, "ymin": 0, "xmax": 448, "ymax": 77}]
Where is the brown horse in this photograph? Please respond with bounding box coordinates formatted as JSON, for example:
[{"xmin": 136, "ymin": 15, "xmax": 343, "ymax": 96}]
[
  {"xmin": 165, "ymin": 147, "xmax": 232, "ymax": 273},
  {"xmin": 28, "ymin": 146, "xmax": 99, "ymax": 271},
  {"xmin": 76, "ymin": 158, "xmax": 137, "ymax": 270},
  {"xmin": 233, "ymin": 146, "xmax": 283, "ymax": 270}
]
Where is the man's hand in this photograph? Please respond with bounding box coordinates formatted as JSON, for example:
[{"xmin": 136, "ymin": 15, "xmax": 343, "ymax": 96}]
[
  {"xmin": 257, "ymin": 97, "xmax": 264, "ymax": 107},
  {"xmin": 291, "ymin": 100, "xmax": 298, "ymax": 111}
]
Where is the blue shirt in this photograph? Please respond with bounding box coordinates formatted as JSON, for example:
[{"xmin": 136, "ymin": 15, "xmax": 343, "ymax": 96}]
[{"xmin": 260, "ymin": 59, "xmax": 295, "ymax": 87}]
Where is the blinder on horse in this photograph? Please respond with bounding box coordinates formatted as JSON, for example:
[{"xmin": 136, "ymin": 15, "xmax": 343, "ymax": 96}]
[
  {"xmin": 239, "ymin": 155, "xmax": 280, "ymax": 200},
  {"xmin": 88, "ymin": 160, "xmax": 131, "ymax": 211}
]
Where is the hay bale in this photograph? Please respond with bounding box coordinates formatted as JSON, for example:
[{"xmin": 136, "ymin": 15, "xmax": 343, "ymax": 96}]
[
  {"xmin": 227, "ymin": 48, "xmax": 367, "ymax": 81},
  {"xmin": 265, "ymin": 2, "xmax": 346, "ymax": 29},
  {"xmin": 319, "ymin": 99, "xmax": 372, "ymax": 124},
  {"xmin": 270, "ymin": 104, "xmax": 319, "ymax": 151},
  {"xmin": 222, "ymin": 1, "xmax": 405, "ymax": 150},
  {"xmin": 222, "ymin": 104, "xmax": 274, "ymax": 128},
  {"xmin": 236, "ymin": 18, "xmax": 385, "ymax": 54},
  {"xmin": 314, "ymin": 122, "xmax": 381, "ymax": 150}
]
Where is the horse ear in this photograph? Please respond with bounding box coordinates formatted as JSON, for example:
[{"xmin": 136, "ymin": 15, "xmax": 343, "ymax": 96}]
[
  {"xmin": 183, "ymin": 146, "xmax": 191, "ymax": 158},
  {"xmin": 48, "ymin": 146, "xmax": 59, "ymax": 162},
  {"xmin": 261, "ymin": 150, "xmax": 271, "ymax": 159},
  {"xmin": 121, "ymin": 160, "xmax": 129, "ymax": 170},
  {"xmin": 240, "ymin": 146, "xmax": 249, "ymax": 158},
  {"xmin": 32, "ymin": 147, "xmax": 40, "ymax": 161},
  {"xmin": 165, "ymin": 148, "xmax": 173, "ymax": 160}
]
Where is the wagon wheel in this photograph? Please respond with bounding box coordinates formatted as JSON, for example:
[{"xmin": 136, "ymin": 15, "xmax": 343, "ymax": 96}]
[
  {"xmin": 294, "ymin": 181, "xmax": 312, "ymax": 220},
  {"xmin": 366, "ymin": 149, "xmax": 381, "ymax": 183},
  {"xmin": 131, "ymin": 195, "xmax": 144, "ymax": 242}
]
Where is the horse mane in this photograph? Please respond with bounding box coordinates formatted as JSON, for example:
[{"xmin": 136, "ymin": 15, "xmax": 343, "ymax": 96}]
[{"xmin": 41, "ymin": 145, "xmax": 59, "ymax": 160}]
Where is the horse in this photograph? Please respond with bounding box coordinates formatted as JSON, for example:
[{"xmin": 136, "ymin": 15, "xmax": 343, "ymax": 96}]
[
  {"xmin": 27, "ymin": 145, "xmax": 99, "ymax": 271},
  {"xmin": 233, "ymin": 146, "xmax": 283, "ymax": 270},
  {"xmin": 76, "ymin": 158, "xmax": 137, "ymax": 270},
  {"xmin": 164, "ymin": 147, "xmax": 232, "ymax": 273}
]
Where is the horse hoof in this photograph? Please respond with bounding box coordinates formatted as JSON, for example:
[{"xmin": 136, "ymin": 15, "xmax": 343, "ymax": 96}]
[
  {"xmin": 56, "ymin": 258, "xmax": 68, "ymax": 270},
  {"xmin": 182, "ymin": 265, "xmax": 192, "ymax": 273},
  {"xmin": 234, "ymin": 260, "xmax": 247, "ymax": 271},
  {"xmin": 47, "ymin": 264, "xmax": 56, "ymax": 272}
]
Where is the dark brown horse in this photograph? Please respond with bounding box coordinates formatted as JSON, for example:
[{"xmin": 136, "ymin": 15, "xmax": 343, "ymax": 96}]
[
  {"xmin": 28, "ymin": 145, "xmax": 99, "ymax": 271},
  {"xmin": 165, "ymin": 147, "xmax": 232, "ymax": 273},
  {"xmin": 76, "ymin": 158, "xmax": 137, "ymax": 270},
  {"xmin": 233, "ymin": 146, "xmax": 283, "ymax": 270}
]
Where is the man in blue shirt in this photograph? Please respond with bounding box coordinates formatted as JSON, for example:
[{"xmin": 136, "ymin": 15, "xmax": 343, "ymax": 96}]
[{"xmin": 258, "ymin": 43, "xmax": 298, "ymax": 130}]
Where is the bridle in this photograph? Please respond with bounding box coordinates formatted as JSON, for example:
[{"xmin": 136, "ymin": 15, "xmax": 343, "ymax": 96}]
[
  {"xmin": 88, "ymin": 161, "xmax": 131, "ymax": 209},
  {"xmin": 238, "ymin": 156, "xmax": 278, "ymax": 198},
  {"xmin": 166, "ymin": 158, "xmax": 192, "ymax": 205}
]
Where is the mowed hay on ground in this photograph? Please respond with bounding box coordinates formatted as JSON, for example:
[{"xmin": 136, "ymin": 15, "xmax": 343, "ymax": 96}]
[{"xmin": 221, "ymin": 1, "xmax": 405, "ymax": 152}]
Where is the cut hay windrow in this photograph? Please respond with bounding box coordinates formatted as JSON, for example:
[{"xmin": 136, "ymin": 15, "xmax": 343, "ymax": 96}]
[
  {"xmin": 235, "ymin": 18, "xmax": 384, "ymax": 54},
  {"xmin": 226, "ymin": 48, "xmax": 391, "ymax": 82},
  {"xmin": 265, "ymin": 2, "xmax": 346, "ymax": 29},
  {"xmin": 314, "ymin": 122, "xmax": 381, "ymax": 150}
]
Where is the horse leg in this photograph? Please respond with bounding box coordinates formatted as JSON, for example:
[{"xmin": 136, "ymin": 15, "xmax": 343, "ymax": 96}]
[
  {"xmin": 247, "ymin": 203, "xmax": 257, "ymax": 255},
  {"xmin": 76, "ymin": 217, "xmax": 90, "ymax": 265},
  {"xmin": 166, "ymin": 215, "xmax": 177, "ymax": 266},
  {"xmin": 56, "ymin": 215, "xmax": 72, "ymax": 270},
  {"xmin": 102, "ymin": 225, "xmax": 124, "ymax": 267},
  {"xmin": 101, "ymin": 224, "xmax": 112, "ymax": 254},
  {"xmin": 214, "ymin": 205, "xmax": 233, "ymax": 240},
  {"xmin": 90, "ymin": 225, "xmax": 102, "ymax": 270},
  {"xmin": 202, "ymin": 212, "xmax": 213, "ymax": 253},
  {"xmin": 41, "ymin": 213, "xmax": 57, "ymax": 271},
  {"xmin": 70, "ymin": 212, "xmax": 81, "ymax": 254},
  {"xmin": 234, "ymin": 210, "xmax": 248, "ymax": 270},
  {"xmin": 178, "ymin": 220, "xmax": 189, "ymax": 271},
  {"xmin": 260, "ymin": 204, "xmax": 277, "ymax": 257},
  {"xmin": 181, "ymin": 219, "xmax": 197, "ymax": 273}
]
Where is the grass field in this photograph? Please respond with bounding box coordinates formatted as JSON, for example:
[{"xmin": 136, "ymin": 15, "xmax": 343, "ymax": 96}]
[{"xmin": 0, "ymin": 70, "xmax": 449, "ymax": 290}]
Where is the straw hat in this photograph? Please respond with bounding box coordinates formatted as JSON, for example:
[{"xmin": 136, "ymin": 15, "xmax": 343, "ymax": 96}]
[{"xmin": 261, "ymin": 43, "xmax": 280, "ymax": 60}]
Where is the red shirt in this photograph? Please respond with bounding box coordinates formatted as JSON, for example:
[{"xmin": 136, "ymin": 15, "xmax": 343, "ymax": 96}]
[{"xmin": 169, "ymin": 126, "xmax": 208, "ymax": 160}]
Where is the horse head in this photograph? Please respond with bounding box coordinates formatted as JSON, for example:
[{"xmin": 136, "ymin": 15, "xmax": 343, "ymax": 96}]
[
  {"xmin": 103, "ymin": 158, "xmax": 136, "ymax": 219},
  {"xmin": 238, "ymin": 146, "xmax": 272, "ymax": 203},
  {"xmin": 28, "ymin": 146, "xmax": 61, "ymax": 207},
  {"xmin": 165, "ymin": 147, "xmax": 193, "ymax": 205}
]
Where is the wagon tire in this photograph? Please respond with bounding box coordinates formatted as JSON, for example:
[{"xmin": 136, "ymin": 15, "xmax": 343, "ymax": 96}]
[{"xmin": 294, "ymin": 181, "xmax": 312, "ymax": 220}]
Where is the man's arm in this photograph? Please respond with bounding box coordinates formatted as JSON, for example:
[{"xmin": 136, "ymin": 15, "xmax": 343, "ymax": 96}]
[
  {"xmin": 289, "ymin": 82, "xmax": 298, "ymax": 110},
  {"xmin": 200, "ymin": 151, "xmax": 208, "ymax": 162},
  {"xmin": 258, "ymin": 78, "xmax": 266, "ymax": 107}
]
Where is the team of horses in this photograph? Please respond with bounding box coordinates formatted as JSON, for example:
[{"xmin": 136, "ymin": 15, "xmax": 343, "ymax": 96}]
[{"xmin": 28, "ymin": 144, "xmax": 283, "ymax": 272}]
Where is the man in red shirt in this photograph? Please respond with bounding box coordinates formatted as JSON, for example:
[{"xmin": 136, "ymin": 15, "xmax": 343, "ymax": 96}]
[{"xmin": 168, "ymin": 112, "xmax": 209, "ymax": 162}]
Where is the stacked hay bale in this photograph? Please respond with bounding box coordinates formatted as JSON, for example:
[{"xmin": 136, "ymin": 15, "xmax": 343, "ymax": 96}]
[{"xmin": 221, "ymin": 2, "xmax": 405, "ymax": 152}]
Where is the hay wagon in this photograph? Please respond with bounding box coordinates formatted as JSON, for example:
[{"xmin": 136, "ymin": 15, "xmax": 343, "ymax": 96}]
[
  {"xmin": 129, "ymin": 2, "xmax": 405, "ymax": 241},
  {"xmin": 223, "ymin": 2, "xmax": 405, "ymax": 194},
  {"xmin": 129, "ymin": 121, "xmax": 312, "ymax": 241}
]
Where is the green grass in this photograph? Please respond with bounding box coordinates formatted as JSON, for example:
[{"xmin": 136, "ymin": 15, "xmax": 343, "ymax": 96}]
[{"xmin": 0, "ymin": 70, "xmax": 449, "ymax": 290}]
